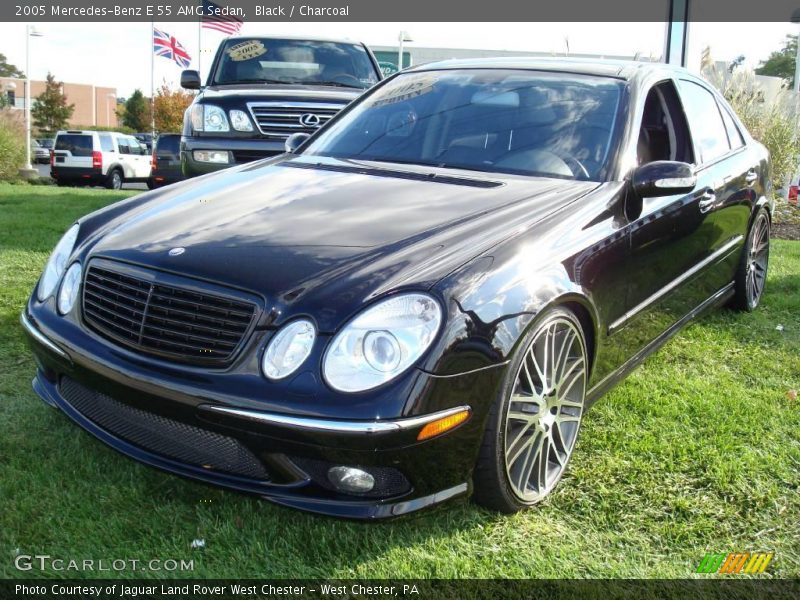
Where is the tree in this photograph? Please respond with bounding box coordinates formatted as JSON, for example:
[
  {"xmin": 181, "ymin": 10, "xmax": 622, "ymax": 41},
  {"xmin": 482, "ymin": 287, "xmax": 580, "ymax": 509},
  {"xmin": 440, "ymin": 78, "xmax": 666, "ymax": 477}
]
[
  {"xmin": 0, "ymin": 53, "xmax": 24, "ymax": 78},
  {"xmin": 153, "ymin": 83, "xmax": 193, "ymax": 133},
  {"xmin": 32, "ymin": 73, "xmax": 74, "ymax": 136},
  {"xmin": 755, "ymin": 34, "xmax": 797, "ymax": 88},
  {"xmin": 122, "ymin": 89, "xmax": 149, "ymax": 132}
]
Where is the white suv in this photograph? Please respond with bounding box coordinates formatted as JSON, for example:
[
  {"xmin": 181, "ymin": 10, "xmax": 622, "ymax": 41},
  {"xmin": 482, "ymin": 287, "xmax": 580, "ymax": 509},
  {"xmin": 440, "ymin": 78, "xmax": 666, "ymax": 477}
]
[{"xmin": 51, "ymin": 130, "xmax": 152, "ymax": 189}]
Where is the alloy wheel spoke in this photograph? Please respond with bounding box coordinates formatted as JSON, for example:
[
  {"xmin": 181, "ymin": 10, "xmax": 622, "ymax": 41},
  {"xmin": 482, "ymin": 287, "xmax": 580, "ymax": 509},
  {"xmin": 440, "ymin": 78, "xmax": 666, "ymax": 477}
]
[{"xmin": 504, "ymin": 316, "xmax": 586, "ymax": 502}]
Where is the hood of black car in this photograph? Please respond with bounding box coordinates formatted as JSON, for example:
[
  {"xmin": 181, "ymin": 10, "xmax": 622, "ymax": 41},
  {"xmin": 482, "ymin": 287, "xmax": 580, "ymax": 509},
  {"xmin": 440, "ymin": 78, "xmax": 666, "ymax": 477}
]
[
  {"xmin": 87, "ymin": 156, "xmax": 597, "ymax": 331},
  {"xmin": 198, "ymin": 84, "xmax": 361, "ymax": 104}
]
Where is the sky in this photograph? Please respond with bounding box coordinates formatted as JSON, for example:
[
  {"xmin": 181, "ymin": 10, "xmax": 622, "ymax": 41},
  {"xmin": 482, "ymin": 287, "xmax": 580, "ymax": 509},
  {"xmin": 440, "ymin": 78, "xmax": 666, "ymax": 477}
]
[{"xmin": 0, "ymin": 21, "xmax": 796, "ymax": 98}]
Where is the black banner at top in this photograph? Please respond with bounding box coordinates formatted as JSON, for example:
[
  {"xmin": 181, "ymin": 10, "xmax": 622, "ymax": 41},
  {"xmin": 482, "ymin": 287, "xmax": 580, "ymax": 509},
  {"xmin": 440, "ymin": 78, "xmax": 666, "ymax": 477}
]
[{"xmin": 2, "ymin": 0, "xmax": 800, "ymax": 22}]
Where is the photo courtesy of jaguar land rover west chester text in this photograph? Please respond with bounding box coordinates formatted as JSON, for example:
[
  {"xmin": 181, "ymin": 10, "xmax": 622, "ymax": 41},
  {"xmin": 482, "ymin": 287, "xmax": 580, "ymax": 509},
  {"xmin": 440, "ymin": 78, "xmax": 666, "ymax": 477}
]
[{"xmin": 22, "ymin": 58, "xmax": 772, "ymax": 518}]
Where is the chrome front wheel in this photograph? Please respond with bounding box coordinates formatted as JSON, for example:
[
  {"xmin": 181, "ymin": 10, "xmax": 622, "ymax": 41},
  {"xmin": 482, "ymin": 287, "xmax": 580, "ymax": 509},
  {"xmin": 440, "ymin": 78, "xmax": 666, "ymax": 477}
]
[
  {"xmin": 503, "ymin": 316, "xmax": 587, "ymax": 502},
  {"xmin": 473, "ymin": 308, "xmax": 588, "ymax": 512}
]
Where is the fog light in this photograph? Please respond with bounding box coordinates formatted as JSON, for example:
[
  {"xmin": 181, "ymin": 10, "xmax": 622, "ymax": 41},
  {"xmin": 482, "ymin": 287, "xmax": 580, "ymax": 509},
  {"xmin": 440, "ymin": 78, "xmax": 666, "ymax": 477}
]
[
  {"xmin": 193, "ymin": 150, "xmax": 230, "ymax": 164},
  {"xmin": 327, "ymin": 466, "xmax": 375, "ymax": 493}
]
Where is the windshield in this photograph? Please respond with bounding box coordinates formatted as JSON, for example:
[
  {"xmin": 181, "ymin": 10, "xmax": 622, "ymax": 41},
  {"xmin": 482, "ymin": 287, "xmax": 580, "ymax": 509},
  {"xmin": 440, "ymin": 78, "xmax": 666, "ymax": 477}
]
[
  {"xmin": 304, "ymin": 69, "xmax": 624, "ymax": 181},
  {"xmin": 211, "ymin": 38, "xmax": 379, "ymax": 90}
]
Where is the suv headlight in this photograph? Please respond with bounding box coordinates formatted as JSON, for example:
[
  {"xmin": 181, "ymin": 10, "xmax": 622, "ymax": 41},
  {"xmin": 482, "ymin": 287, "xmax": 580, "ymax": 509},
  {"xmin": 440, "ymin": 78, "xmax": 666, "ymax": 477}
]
[
  {"xmin": 230, "ymin": 109, "xmax": 254, "ymax": 132},
  {"xmin": 37, "ymin": 224, "xmax": 79, "ymax": 302},
  {"xmin": 191, "ymin": 104, "xmax": 229, "ymax": 132},
  {"xmin": 323, "ymin": 293, "xmax": 442, "ymax": 393}
]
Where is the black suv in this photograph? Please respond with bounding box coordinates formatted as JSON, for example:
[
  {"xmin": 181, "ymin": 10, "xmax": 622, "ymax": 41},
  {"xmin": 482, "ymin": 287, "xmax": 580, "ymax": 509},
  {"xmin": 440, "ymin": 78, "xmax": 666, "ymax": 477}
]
[{"xmin": 179, "ymin": 35, "xmax": 382, "ymax": 177}]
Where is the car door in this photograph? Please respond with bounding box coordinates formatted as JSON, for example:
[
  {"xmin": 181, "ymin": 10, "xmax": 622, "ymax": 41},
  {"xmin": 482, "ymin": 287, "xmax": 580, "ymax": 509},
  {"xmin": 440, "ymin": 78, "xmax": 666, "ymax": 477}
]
[
  {"xmin": 675, "ymin": 79, "xmax": 752, "ymax": 297},
  {"xmin": 611, "ymin": 79, "xmax": 709, "ymax": 347},
  {"xmin": 116, "ymin": 136, "xmax": 132, "ymax": 178}
]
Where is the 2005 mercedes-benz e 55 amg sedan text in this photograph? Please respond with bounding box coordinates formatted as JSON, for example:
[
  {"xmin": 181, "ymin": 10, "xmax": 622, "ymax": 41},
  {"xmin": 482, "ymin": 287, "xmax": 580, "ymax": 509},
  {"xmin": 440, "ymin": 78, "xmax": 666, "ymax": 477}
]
[{"xmin": 22, "ymin": 58, "xmax": 772, "ymax": 518}]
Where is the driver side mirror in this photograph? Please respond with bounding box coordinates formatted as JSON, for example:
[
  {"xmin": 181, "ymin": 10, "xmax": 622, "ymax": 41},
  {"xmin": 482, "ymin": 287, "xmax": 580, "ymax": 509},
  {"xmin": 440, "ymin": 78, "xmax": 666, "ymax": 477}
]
[
  {"xmin": 285, "ymin": 132, "xmax": 310, "ymax": 154},
  {"xmin": 181, "ymin": 70, "xmax": 201, "ymax": 90},
  {"xmin": 632, "ymin": 161, "xmax": 696, "ymax": 198}
]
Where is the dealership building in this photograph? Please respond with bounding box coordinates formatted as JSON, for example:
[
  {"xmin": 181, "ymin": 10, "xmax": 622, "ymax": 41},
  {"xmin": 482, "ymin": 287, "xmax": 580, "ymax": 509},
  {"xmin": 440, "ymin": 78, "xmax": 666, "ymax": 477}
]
[{"xmin": 0, "ymin": 76, "xmax": 119, "ymax": 128}]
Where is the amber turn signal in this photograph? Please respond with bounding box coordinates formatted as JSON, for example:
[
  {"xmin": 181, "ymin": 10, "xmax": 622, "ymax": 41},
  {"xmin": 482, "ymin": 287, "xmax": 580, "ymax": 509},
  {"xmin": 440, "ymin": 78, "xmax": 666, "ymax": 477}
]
[{"xmin": 416, "ymin": 409, "xmax": 471, "ymax": 441}]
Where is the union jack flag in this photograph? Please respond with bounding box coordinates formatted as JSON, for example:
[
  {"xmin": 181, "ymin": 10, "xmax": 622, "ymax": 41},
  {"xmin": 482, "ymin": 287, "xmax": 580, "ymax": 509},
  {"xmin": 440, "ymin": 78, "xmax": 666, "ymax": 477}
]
[
  {"xmin": 201, "ymin": 0, "xmax": 243, "ymax": 35},
  {"xmin": 153, "ymin": 28, "xmax": 192, "ymax": 68}
]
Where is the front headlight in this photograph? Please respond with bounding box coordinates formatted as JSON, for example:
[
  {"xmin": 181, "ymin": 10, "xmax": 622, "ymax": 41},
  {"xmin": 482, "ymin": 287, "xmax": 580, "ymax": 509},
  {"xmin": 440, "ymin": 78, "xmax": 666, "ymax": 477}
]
[
  {"xmin": 57, "ymin": 262, "xmax": 82, "ymax": 315},
  {"xmin": 229, "ymin": 109, "xmax": 254, "ymax": 132},
  {"xmin": 37, "ymin": 224, "xmax": 79, "ymax": 302},
  {"xmin": 323, "ymin": 293, "xmax": 442, "ymax": 393},
  {"xmin": 190, "ymin": 104, "xmax": 229, "ymax": 132},
  {"xmin": 262, "ymin": 319, "xmax": 316, "ymax": 380}
]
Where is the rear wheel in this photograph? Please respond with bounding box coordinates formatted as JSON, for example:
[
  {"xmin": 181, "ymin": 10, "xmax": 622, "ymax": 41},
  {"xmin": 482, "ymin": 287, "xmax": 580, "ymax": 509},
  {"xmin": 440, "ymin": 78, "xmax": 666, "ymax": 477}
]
[
  {"xmin": 473, "ymin": 308, "xmax": 588, "ymax": 512},
  {"xmin": 106, "ymin": 169, "xmax": 123, "ymax": 190},
  {"xmin": 731, "ymin": 208, "xmax": 770, "ymax": 311}
]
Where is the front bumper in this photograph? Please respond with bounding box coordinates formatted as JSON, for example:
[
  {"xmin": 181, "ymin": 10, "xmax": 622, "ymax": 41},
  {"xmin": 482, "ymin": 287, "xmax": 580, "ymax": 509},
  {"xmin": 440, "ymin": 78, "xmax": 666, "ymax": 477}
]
[
  {"xmin": 21, "ymin": 311, "xmax": 497, "ymax": 518},
  {"xmin": 181, "ymin": 136, "xmax": 286, "ymax": 177}
]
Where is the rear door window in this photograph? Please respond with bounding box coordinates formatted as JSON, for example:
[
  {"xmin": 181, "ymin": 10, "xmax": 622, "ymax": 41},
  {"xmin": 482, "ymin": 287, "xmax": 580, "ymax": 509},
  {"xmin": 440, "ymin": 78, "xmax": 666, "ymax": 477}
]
[
  {"xmin": 55, "ymin": 134, "xmax": 93, "ymax": 156},
  {"xmin": 678, "ymin": 80, "xmax": 731, "ymax": 164}
]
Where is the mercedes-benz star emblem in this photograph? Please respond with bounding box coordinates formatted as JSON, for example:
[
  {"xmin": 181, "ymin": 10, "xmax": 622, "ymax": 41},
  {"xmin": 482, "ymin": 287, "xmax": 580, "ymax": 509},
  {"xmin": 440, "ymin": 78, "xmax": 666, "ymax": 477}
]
[
  {"xmin": 299, "ymin": 113, "xmax": 321, "ymax": 127},
  {"xmin": 168, "ymin": 247, "xmax": 185, "ymax": 256}
]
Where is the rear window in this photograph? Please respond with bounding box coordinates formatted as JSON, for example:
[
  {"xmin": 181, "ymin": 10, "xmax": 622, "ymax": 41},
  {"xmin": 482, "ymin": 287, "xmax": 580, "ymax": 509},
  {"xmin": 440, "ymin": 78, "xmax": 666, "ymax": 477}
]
[
  {"xmin": 55, "ymin": 134, "xmax": 93, "ymax": 156},
  {"xmin": 155, "ymin": 135, "xmax": 180, "ymax": 153}
]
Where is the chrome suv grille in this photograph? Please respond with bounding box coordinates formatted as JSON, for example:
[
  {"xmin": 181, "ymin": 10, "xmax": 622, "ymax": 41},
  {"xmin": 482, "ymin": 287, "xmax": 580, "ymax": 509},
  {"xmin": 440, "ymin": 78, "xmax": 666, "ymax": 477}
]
[
  {"xmin": 82, "ymin": 263, "xmax": 256, "ymax": 366},
  {"xmin": 247, "ymin": 101, "xmax": 345, "ymax": 139}
]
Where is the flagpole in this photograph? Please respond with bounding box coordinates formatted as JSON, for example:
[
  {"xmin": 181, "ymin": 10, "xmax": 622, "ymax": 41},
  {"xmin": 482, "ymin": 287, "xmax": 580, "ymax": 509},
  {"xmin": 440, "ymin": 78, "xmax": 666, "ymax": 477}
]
[
  {"xmin": 198, "ymin": 2, "xmax": 202, "ymax": 79},
  {"xmin": 150, "ymin": 20, "xmax": 155, "ymax": 136}
]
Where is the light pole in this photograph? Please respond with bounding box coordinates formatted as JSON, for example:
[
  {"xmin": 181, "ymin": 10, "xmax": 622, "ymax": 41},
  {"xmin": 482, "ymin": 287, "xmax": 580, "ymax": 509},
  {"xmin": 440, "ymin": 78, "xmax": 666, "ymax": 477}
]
[
  {"xmin": 23, "ymin": 25, "xmax": 44, "ymax": 173},
  {"xmin": 106, "ymin": 93, "xmax": 116, "ymax": 126},
  {"xmin": 397, "ymin": 30, "xmax": 413, "ymax": 71}
]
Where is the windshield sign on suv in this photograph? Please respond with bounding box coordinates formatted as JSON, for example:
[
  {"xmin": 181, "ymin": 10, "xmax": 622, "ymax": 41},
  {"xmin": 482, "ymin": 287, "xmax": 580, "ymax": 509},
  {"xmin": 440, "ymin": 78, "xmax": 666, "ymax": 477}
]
[{"xmin": 211, "ymin": 38, "xmax": 379, "ymax": 89}]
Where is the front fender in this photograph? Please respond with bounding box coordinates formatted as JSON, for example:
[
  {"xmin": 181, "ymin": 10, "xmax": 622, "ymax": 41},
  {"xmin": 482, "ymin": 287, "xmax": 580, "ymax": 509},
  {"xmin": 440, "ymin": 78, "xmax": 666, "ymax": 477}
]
[{"xmin": 423, "ymin": 254, "xmax": 599, "ymax": 378}]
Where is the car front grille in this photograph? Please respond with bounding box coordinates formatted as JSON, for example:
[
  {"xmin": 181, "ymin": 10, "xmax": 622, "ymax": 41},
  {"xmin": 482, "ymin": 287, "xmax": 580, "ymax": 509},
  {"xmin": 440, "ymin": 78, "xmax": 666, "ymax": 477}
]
[
  {"xmin": 59, "ymin": 377, "xmax": 270, "ymax": 480},
  {"xmin": 247, "ymin": 102, "xmax": 345, "ymax": 139},
  {"xmin": 82, "ymin": 262, "xmax": 256, "ymax": 366},
  {"xmin": 231, "ymin": 149, "xmax": 282, "ymax": 163}
]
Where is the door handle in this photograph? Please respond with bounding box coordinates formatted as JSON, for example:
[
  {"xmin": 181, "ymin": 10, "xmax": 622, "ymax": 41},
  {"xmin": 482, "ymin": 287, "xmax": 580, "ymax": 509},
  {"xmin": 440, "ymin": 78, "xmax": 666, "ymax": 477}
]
[
  {"xmin": 745, "ymin": 169, "xmax": 758, "ymax": 185},
  {"xmin": 698, "ymin": 190, "xmax": 716, "ymax": 214}
]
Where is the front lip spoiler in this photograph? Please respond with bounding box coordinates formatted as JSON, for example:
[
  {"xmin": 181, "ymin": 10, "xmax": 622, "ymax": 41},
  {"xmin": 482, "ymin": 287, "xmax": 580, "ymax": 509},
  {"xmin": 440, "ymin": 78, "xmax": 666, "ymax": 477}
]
[
  {"xmin": 20, "ymin": 311, "xmax": 71, "ymax": 363},
  {"xmin": 199, "ymin": 404, "xmax": 472, "ymax": 436}
]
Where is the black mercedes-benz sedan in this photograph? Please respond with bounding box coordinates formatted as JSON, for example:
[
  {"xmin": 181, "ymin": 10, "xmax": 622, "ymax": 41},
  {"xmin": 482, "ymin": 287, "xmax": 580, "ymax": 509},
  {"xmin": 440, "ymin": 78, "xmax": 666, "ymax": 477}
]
[{"xmin": 22, "ymin": 58, "xmax": 772, "ymax": 518}]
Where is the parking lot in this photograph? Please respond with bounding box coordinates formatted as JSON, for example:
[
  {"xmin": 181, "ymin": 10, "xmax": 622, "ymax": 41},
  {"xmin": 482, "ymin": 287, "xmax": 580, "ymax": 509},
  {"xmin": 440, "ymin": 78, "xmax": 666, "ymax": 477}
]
[{"xmin": 34, "ymin": 163, "xmax": 148, "ymax": 190}]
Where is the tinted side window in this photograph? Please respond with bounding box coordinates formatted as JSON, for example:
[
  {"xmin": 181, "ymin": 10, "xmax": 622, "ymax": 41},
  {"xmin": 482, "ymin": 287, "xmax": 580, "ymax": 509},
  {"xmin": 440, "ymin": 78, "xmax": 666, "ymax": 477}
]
[
  {"xmin": 719, "ymin": 103, "xmax": 745, "ymax": 149},
  {"xmin": 117, "ymin": 137, "xmax": 130, "ymax": 154},
  {"xmin": 99, "ymin": 133, "xmax": 114, "ymax": 152},
  {"xmin": 128, "ymin": 138, "xmax": 142, "ymax": 155},
  {"xmin": 55, "ymin": 134, "xmax": 93, "ymax": 156},
  {"xmin": 678, "ymin": 80, "xmax": 730, "ymax": 164}
]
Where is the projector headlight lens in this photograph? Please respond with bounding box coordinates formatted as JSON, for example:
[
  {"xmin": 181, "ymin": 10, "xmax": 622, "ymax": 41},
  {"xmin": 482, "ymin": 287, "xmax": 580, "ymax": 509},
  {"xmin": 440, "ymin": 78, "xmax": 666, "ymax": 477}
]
[{"xmin": 323, "ymin": 293, "xmax": 442, "ymax": 393}]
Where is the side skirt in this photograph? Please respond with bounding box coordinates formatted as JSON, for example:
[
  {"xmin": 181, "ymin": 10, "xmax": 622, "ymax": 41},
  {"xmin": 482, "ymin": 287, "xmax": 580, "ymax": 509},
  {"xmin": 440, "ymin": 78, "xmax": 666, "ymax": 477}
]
[{"xmin": 585, "ymin": 281, "xmax": 735, "ymax": 405}]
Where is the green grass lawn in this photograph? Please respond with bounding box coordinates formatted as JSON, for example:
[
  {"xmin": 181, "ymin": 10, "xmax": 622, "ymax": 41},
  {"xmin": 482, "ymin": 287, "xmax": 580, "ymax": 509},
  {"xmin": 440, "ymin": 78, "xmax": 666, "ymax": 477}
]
[{"xmin": 0, "ymin": 183, "xmax": 798, "ymax": 579}]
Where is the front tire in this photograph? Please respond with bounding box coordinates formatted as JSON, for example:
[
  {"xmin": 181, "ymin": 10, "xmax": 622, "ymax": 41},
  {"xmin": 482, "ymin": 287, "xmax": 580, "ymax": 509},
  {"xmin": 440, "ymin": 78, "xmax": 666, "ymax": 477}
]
[
  {"xmin": 473, "ymin": 308, "xmax": 588, "ymax": 513},
  {"xmin": 731, "ymin": 208, "xmax": 770, "ymax": 311}
]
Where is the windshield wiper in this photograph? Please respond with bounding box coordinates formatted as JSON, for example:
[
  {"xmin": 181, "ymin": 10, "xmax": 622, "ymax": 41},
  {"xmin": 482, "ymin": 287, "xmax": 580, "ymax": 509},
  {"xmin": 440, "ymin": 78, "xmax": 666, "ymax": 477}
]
[
  {"xmin": 312, "ymin": 81, "xmax": 365, "ymax": 89},
  {"xmin": 218, "ymin": 78, "xmax": 293, "ymax": 85}
]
